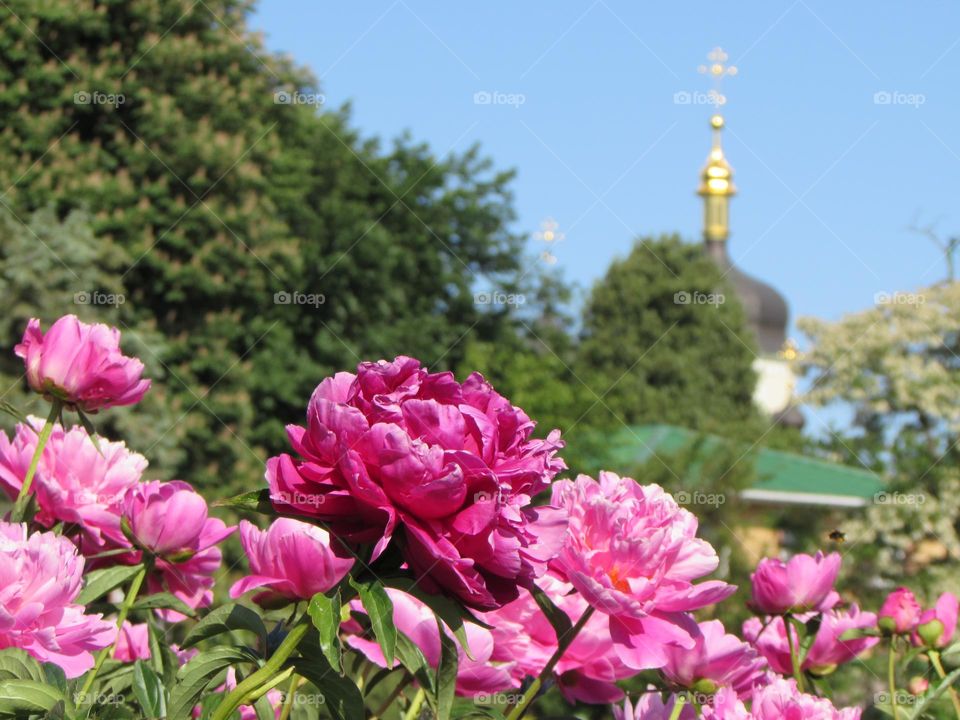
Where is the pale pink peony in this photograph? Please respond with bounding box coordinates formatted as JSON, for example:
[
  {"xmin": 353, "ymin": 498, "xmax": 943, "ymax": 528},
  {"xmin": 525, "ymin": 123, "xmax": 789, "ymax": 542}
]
[
  {"xmin": 0, "ymin": 418, "xmax": 145, "ymax": 554},
  {"xmin": 230, "ymin": 519, "xmax": 354, "ymax": 605},
  {"xmin": 113, "ymin": 621, "xmax": 151, "ymax": 662},
  {"xmin": 660, "ymin": 619, "xmax": 767, "ymax": 698},
  {"xmin": 15, "ymin": 315, "xmax": 150, "ymax": 412},
  {"xmin": 266, "ymin": 356, "xmax": 567, "ymax": 610},
  {"xmin": 749, "ymin": 552, "xmax": 841, "ymax": 615},
  {"xmin": 912, "ymin": 592, "xmax": 959, "ymax": 648},
  {"xmin": 548, "ymin": 472, "xmax": 734, "ymax": 669},
  {"xmin": 743, "ymin": 605, "xmax": 878, "ymax": 676},
  {"xmin": 878, "ymin": 587, "xmax": 922, "ymax": 635},
  {"xmin": 701, "ymin": 677, "xmax": 862, "ymax": 720},
  {"xmin": 0, "ymin": 522, "xmax": 115, "ymax": 677},
  {"xmin": 614, "ymin": 693, "xmax": 696, "ymax": 720},
  {"xmin": 344, "ymin": 588, "xmax": 516, "ymax": 697},
  {"xmin": 122, "ymin": 480, "xmax": 235, "ymax": 616},
  {"xmin": 477, "ymin": 572, "xmax": 637, "ymax": 705}
]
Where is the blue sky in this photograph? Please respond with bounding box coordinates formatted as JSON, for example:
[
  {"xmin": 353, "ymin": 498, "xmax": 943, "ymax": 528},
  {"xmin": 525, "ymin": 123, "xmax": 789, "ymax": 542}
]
[{"xmin": 250, "ymin": 1, "xmax": 960, "ymax": 342}]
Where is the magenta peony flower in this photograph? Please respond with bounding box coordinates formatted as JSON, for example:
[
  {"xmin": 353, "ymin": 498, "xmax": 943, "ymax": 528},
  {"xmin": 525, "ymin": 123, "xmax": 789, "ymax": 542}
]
[
  {"xmin": 230, "ymin": 519, "xmax": 354, "ymax": 605},
  {"xmin": 266, "ymin": 356, "xmax": 567, "ymax": 610},
  {"xmin": 0, "ymin": 418, "xmax": 145, "ymax": 554},
  {"xmin": 344, "ymin": 588, "xmax": 516, "ymax": 698},
  {"xmin": 548, "ymin": 472, "xmax": 734, "ymax": 669},
  {"xmin": 702, "ymin": 677, "xmax": 863, "ymax": 720},
  {"xmin": 113, "ymin": 621, "xmax": 151, "ymax": 662},
  {"xmin": 614, "ymin": 694, "xmax": 696, "ymax": 720},
  {"xmin": 477, "ymin": 572, "xmax": 637, "ymax": 705},
  {"xmin": 0, "ymin": 522, "xmax": 115, "ymax": 677},
  {"xmin": 911, "ymin": 592, "xmax": 959, "ymax": 648},
  {"xmin": 749, "ymin": 552, "xmax": 841, "ymax": 615},
  {"xmin": 122, "ymin": 480, "xmax": 235, "ymax": 616},
  {"xmin": 660, "ymin": 619, "xmax": 767, "ymax": 698},
  {"xmin": 877, "ymin": 587, "xmax": 922, "ymax": 635},
  {"xmin": 15, "ymin": 315, "xmax": 150, "ymax": 412},
  {"xmin": 743, "ymin": 605, "xmax": 878, "ymax": 676}
]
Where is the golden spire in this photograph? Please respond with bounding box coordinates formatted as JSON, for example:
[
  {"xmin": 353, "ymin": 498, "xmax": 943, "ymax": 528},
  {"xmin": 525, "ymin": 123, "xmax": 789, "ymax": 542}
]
[{"xmin": 697, "ymin": 48, "xmax": 737, "ymax": 244}]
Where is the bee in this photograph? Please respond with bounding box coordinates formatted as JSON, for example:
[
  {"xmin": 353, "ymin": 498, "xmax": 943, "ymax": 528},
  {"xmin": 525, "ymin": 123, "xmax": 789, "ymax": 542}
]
[{"xmin": 828, "ymin": 529, "xmax": 846, "ymax": 544}]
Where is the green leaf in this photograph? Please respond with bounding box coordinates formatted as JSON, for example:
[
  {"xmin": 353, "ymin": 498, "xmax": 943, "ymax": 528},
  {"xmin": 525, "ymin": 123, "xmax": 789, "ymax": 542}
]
[
  {"xmin": 213, "ymin": 490, "xmax": 275, "ymax": 514},
  {"xmin": 0, "ymin": 649, "xmax": 44, "ymax": 682},
  {"xmin": 393, "ymin": 632, "xmax": 435, "ymax": 697},
  {"xmin": 349, "ymin": 579, "xmax": 396, "ymax": 667},
  {"xmin": 76, "ymin": 564, "xmax": 145, "ymax": 605},
  {"xmin": 0, "ymin": 680, "xmax": 64, "ymax": 715},
  {"xmin": 307, "ymin": 591, "xmax": 342, "ymax": 673},
  {"xmin": 289, "ymin": 656, "xmax": 364, "ymax": 720},
  {"xmin": 181, "ymin": 603, "xmax": 267, "ymax": 652},
  {"xmin": 528, "ymin": 583, "xmax": 572, "ymax": 642},
  {"xmin": 0, "ymin": 401, "xmax": 31, "ymax": 427},
  {"xmin": 41, "ymin": 663, "xmax": 67, "ymax": 694},
  {"xmin": 133, "ymin": 661, "xmax": 166, "ymax": 719},
  {"xmin": 133, "ymin": 593, "xmax": 198, "ymax": 618},
  {"xmin": 167, "ymin": 647, "xmax": 254, "ymax": 720},
  {"xmin": 435, "ymin": 621, "xmax": 458, "ymax": 720}
]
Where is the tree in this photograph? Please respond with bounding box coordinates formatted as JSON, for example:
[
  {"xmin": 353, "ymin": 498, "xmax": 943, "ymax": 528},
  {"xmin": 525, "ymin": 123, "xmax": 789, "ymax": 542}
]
[
  {"xmin": 0, "ymin": 0, "xmax": 529, "ymax": 492},
  {"xmin": 574, "ymin": 234, "xmax": 760, "ymax": 434}
]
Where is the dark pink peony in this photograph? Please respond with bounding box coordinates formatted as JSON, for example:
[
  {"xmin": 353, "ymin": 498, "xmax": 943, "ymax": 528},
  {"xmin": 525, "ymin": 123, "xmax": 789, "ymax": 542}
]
[
  {"xmin": 877, "ymin": 587, "xmax": 921, "ymax": 635},
  {"xmin": 548, "ymin": 472, "xmax": 734, "ymax": 669},
  {"xmin": 122, "ymin": 480, "xmax": 235, "ymax": 616},
  {"xmin": 0, "ymin": 522, "xmax": 115, "ymax": 677},
  {"xmin": 15, "ymin": 315, "xmax": 149, "ymax": 412},
  {"xmin": 0, "ymin": 418, "xmax": 145, "ymax": 554},
  {"xmin": 266, "ymin": 357, "xmax": 566, "ymax": 609},
  {"xmin": 230, "ymin": 519, "xmax": 354, "ymax": 605}
]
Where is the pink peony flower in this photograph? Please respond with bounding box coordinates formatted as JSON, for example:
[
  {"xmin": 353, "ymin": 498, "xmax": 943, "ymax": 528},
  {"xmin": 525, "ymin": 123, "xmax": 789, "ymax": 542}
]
[
  {"xmin": 548, "ymin": 472, "xmax": 734, "ymax": 669},
  {"xmin": 113, "ymin": 621, "xmax": 151, "ymax": 662},
  {"xmin": 701, "ymin": 677, "xmax": 862, "ymax": 720},
  {"xmin": 749, "ymin": 552, "xmax": 841, "ymax": 615},
  {"xmin": 122, "ymin": 480, "xmax": 235, "ymax": 616},
  {"xmin": 0, "ymin": 418, "xmax": 145, "ymax": 554},
  {"xmin": 912, "ymin": 592, "xmax": 959, "ymax": 648},
  {"xmin": 660, "ymin": 620, "xmax": 767, "ymax": 698},
  {"xmin": 344, "ymin": 588, "xmax": 516, "ymax": 697},
  {"xmin": 477, "ymin": 572, "xmax": 637, "ymax": 705},
  {"xmin": 266, "ymin": 357, "xmax": 567, "ymax": 610},
  {"xmin": 0, "ymin": 522, "xmax": 116, "ymax": 677},
  {"xmin": 614, "ymin": 693, "xmax": 696, "ymax": 720},
  {"xmin": 743, "ymin": 605, "xmax": 878, "ymax": 676},
  {"xmin": 230, "ymin": 519, "xmax": 354, "ymax": 605},
  {"xmin": 15, "ymin": 315, "xmax": 150, "ymax": 412},
  {"xmin": 878, "ymin": 587, "xmax": 922, "ymax": 635}
]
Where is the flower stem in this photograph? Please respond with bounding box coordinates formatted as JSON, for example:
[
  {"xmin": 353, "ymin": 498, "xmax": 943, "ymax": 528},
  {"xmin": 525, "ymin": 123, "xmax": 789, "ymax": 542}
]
[
  {"xmin": 783, "ymin": 615, "xmax": 805, "ymax": 692},
  {"xmin": 667, "ymin": 695, "xmax": 688, "ymax": 720},
  {"xmin": 930, "ymin": 650, "xmax": 960, "ymax": 720},
  {"xmin": 506, "ymin": 605, "xmax": 596, "ymax": 720},
  {"xmin": 371, "ymin": 672, "xmax": 411, "ymax": 720},
  {"xmin": 888, "ymin": 637, "xmax": 899, "ymax": 720},
  {"xmin": 78, "ymin": 563, "xmax": 148, "ymax": 699},
  {"xmin": 211, "ymin": 621, "xmax": 309, "ymax": 720},
  {"xmin": 403, "ymin": 687, "xmax": 425, "ymax": 720},
  {"xmin": 277, "ymin": 673, "xmax": 300, "ymax": 720},
  {"xmin": 11, "ymin": 400, "xmax": 60, "ymax": 521}
]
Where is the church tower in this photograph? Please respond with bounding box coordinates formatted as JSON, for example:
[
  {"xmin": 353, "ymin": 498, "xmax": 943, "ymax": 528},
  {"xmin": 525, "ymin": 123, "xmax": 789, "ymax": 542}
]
[{"xmin": 696, "ymin": 49, "xmax": 803, "ymax": 428}]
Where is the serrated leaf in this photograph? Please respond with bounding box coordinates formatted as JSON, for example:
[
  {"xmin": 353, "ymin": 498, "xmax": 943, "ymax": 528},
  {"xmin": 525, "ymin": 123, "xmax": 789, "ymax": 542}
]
[
  {"xmin": 76, "ymin": 564, "xmax": 144, "ymax": 605},
  {"xmin": 349, "ymin": 579, "xmax": 396, "ymax": 667},
  {"xmin": 307, "ymin": 591, "xmax": 342, "ymax": 673},
  {"xmin": 133, "ymin": 661, "xmax": 166, "ymax": 719},
  {"xmin": 181, "ymin": 603, "xmax": 267, "ymax": 652},
  {"xmin": 0, "ymin": 680, "xmax": 64, "ymax": 715}
]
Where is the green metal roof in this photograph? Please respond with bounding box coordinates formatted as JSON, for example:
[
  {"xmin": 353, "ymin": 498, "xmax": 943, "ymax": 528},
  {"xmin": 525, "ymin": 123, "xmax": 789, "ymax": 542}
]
[{"xmin": 577, "ymin": 423, "xmax": 886, "ymax": 508}]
